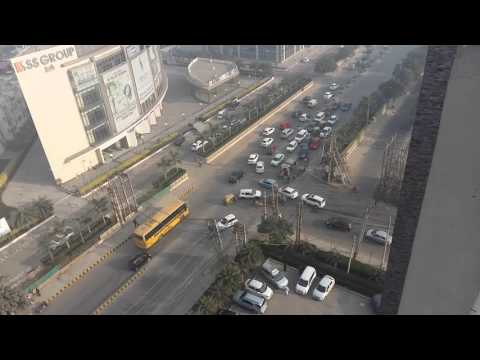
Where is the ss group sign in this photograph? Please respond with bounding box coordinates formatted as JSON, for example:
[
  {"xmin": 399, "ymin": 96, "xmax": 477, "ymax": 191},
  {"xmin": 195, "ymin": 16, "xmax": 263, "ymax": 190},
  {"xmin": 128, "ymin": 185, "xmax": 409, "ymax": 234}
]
[{"xmin": 11, "ymin": 45, "xmax": 77, "ymax": 74}]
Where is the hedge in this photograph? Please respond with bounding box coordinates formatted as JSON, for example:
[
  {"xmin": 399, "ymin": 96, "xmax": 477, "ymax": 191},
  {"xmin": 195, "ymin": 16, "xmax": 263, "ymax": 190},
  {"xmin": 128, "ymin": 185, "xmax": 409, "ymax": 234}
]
[
  {"xmin": 78, "ymin": 132, "xmax": 178, "ymax": 195},
  {"xmin": 137, "ymin": 168, "xmax": 186, "ymax": 205},
  {"xmin": 197, "ymin": 76, "xmax": 273, "ymax": 122}
]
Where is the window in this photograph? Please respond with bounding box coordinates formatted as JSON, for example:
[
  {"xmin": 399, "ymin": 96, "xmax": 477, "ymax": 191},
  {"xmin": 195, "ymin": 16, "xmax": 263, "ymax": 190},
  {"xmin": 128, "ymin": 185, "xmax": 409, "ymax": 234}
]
[
  {"xmin": 144, "ymin": 204, "xmax": 187, "ymax": 240},
  {"xmin": 80, "ymin": 87, "xmax": 102, "ymax": 108},
  {"xmin": 87, "ymin": 124, "xmax": 110, "ymax": 145},
  {"xmin": 86, "ymin": 106, "xmax": 106, "ymax": 127},
  {"xmin": 96, "ymin": 50, "xmax": 127, "ymax": 73}
]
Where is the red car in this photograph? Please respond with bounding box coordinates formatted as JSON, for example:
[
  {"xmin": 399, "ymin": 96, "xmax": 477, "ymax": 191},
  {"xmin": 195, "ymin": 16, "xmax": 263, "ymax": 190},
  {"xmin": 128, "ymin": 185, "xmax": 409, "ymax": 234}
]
[
  {"xmin": 309, "ymin": 137, "xmax": 322, "ymax": 150},
  {"xmin": 279, "ymin": 122, "xmax": 291, "ymax": 130}
]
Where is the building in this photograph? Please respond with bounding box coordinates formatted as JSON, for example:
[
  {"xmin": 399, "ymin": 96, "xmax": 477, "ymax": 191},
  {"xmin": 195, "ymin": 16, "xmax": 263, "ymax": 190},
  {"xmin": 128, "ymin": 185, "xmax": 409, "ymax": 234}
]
[
  {"xmin": 11, "ymin": 45, "xmax": 167, "ymax": 184},
  {"xmin": 204, "ymin": 45, "xmax": 309, "ymax": 64},
  {"xmin": 186, "ymin": 57, "xmax": 239, "ymax": 103},
  {"xmin": 380, "ymin": 45, "xmax": 480, "ymax": 315}
]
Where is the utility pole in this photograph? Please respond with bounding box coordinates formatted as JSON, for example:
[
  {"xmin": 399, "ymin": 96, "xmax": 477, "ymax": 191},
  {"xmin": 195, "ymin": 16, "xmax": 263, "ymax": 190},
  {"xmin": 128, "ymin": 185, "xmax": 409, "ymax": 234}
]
[
  {"xmin": 381, "ymin": 215, "xmax": 392, "ymax": 270},
  {"xmin": 213, "ymin": 219, "xmax": 224, "ymax": 252},
  {"xmin": 354, "ymin": 206, "xmax": 370, "ymax": 261},
  {"xmin": 295, "ymin": 199, "xmax": 304, "ymax": 245},
  {"xmin": 347, "ymin": 234, "xmax": 357, "ymax": 274}
]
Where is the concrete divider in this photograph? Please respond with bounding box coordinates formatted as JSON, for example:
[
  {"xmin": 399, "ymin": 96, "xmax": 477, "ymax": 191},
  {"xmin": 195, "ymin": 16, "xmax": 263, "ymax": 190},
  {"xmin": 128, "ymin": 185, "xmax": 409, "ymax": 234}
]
[{"xmin": 206, "ymin": 82, "xmax": 314, "ymax": 164}]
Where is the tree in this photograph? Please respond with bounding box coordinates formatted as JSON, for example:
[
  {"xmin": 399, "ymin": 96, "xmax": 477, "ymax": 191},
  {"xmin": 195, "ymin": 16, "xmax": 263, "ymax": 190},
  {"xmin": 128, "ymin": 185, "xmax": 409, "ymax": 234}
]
[
  {"xmin": 168, "ymin": 150, "xmax": 182, "ymax": 172},
  {"xmin": 0, "ymin": 276, "xmax": 28, "ymax": 315},
  {"xmin": 257, "ymin": 216, "xmax": 294, "ymax": 244},
  {"xmin": 236, "ymin": 241, "xmax": 264, "ymax": 272},
  {"xmin": 31, "ymin": 197, "xmax": 53, "ymax": 220},
  {"xmin": 378, "ymin": 79, "xmax": 405, "ymax": 100},
  {"xmin": 315, "ymin": 54, "xmax": 337, "ymax": 74}
]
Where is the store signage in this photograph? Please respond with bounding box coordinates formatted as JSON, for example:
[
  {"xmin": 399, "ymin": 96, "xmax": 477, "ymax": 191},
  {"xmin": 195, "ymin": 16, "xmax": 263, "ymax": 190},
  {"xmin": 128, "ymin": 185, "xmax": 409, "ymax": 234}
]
[{"xmin": 13, "ymin": 46, "xmax": 76, "ymax": 73}]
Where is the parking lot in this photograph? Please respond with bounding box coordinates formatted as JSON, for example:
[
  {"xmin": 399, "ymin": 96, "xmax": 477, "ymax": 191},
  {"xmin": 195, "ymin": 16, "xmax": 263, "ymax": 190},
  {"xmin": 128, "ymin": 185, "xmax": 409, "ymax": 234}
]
[{"xmin": 230, "ymin": 258, "xmax": 373, "ymax": 315}]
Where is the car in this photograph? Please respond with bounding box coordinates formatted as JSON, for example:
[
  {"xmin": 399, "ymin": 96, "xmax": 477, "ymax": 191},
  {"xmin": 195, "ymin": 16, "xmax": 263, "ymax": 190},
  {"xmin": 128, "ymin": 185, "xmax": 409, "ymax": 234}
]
[
  {"xmin": 271, "ymin": 153, "xmax": 285, "ymax": 167},
  {"xmin": 323, "ymin": 91, "xmax": 335, "ymax": 100},
  {"xmin": 302, "ymin": 193, "xmax": 326, "ymax": 209},
  {"xmin": 261, "ymin": 137, "xmax": 274, "ymax": 147},
  {"xmin": 302, "ymin": 96, "xmax": 313, "ymax": 104},
  {"xmin": 281, "ymin": 128, "xmax": 295, "ymax": 139},
  {"xmin": 319, "ymin": 126, "xmax": 332, "ymax": 138},
  {"xmin": 217, "ymin": 214, "xmax": 239, "ymax": 230},
  {"xmin": 312, "ymin": 126, "xmax": 322, "ymax": 136},
  {"xmin": 295, "ymin": 129, "xmax": 309, "ymax": 143},
  {"xmin": 286, "ymin": 140, "xmax": 298, "ymax": 152},
  {"xmin": 263, "ymin": 127, "xmax": 275, "ymax": 136},
  {"xmin": 314, "ymin": 111, "xmax": 326, "ymax": 123},
  {"xmin": 279, "ymin": 122, "xmax": 291, "ymax": 130},
  {"xmin": 233, "ymin": 289, "xmax": 267, "ymax": 314},
  {"xmin": 248, "ymin": 153, "xmax": 259, "ymax": 165},
  {"xmin": 306, "ymin": 99, "xmax": 318, "ymax": 108},
  {"xmin": 340, "ymin": 102, "xmax": 352, "ymax": 112},
  {"xmin": 312, "ymin": 275, "xmax": 335, "ymax": 301},
  {"xmin": 306, "ymin": 123, "xmax": 315, "ymax": 133},
  {"xmin": 217, "ymin": 108, "xmax": 227, "ymax": 120},
  {"xmin": 229, "ymin": 98, "xmax": 240, "ymax": 108},
  {"xmin": 262, "ymin": 259, "xmax": 289, "ymax": 289},
  {"xmin": 301, "ymin": 57, "xmax": 310, "ymax": 63},
  {"xmin": 228, "ymin": 170, "xmax": 244, "ymax": 184},
  {"xmin": 291, "ymin": 110, "xmax": 303, "ymax": 119},
  {"xmin": 295, "ymin": 266, "xmax": 317, "ymax": 295},
  {"xmin": 325, "ymin": 217, "xmax": 352, "ymax": 232},
  {"xmin": 298, "ymin": 145, "xmax": 309, "ymax": 160},
  {"xmin": 245, "ymin": 279, "xmax": 273, "ymax": 300},
  {"xmin": 128, "ymin": 253, "xmax": 152, "ymax": 271},
  {"xmin": 309, "ymin": 137, "xmax": 322, "ymax": 150},
  {"xmin": 329, "ymin": 82, "xmax": 340, "ymax": 91},
  {"xmin": 327, "ymin": 115, "xmax": 337, "ymax": 126},
  {"xmin": 191, "ymin": 140, "xmax": 208, "ymax": 152},
  {"xmin": 258, "ymin": 178, "xmax": 278, "ymax": 189},
  {"xmin": 279, "ymin": 186, "xmax": 299, "ymax": 199},
  {"xmin": 256, "ymin": 161, "xmax": 265, "ymax": 174},
  {"xmin": 298, "ymin": 112, "xmax": 309, "ymax": 122},
  {"xmin": 230, "ymin": 117, "xmax": 247, "ymax": 127},
  {"xmin": 173, "ymin": 135, "xmax": 185, "ymax": 146},
  {"xmin": 239, "ymin": 189, "xmax": 262, "ymax": 199},
  {"xmin": 365, "ymin": 229, "xmax": 392, "ymax": 245}
]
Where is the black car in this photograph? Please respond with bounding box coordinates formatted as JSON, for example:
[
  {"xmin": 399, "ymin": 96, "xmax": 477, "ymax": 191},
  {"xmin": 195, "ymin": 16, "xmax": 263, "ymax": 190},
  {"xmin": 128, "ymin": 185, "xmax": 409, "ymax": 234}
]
[
  {"xmin": 325, "ymin": 217, "xmax": 352, "ymax": 232},
  {"xmin": 129, "ymin": 253, "xmax": 152, "ymax": 271},
  {"xmin": 173, "ymin": 135, "xmax": 186, "ymax": 146},
  {"xmin": 302, "ymin": 96, "xmax": 313, "ymax": 104},
  {"xmin": 306, "ymin": 123, "xmax": 315, "ymax": 133},
  {"xmin": 229, "ymin": 170, "xmax": 244, "ymax": 184}
]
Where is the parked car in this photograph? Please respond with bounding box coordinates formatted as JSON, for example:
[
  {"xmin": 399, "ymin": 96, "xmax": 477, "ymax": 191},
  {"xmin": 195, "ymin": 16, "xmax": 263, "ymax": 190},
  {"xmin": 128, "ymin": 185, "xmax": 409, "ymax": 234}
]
[
  {"xmin": 292, "ymin": 110, "xmax": 303, "ymax": 119},
  {"xmin": 248, "ymin": 153, "xmax": 260, "ymax": 165},
  {"xmin": 329, "ymin": 82, "xmax": 340, "ymax": 91},
  {"xmin": 217, "ymin": 309, "xmax": 238, "ymax": 315},
  {"xmin": 191, "ymin": 140, "xmax": 208, "ymax": 152},
  {"xmin": 306, "ymin": 123, "xmax": 315, "ymax": 133},
  {"xmin": 295, "ymin": 129, "xmax": 309, "ymax": 143},
  {"xmin": 325, "ymin": 217, "xmax": 352, "ymax": 232},
  {"xmin": 262, "ymin": 259, "xmax": 288, "ymax": 289},
  {"xmin": 128, "ymin": 253, "xmax": 152, "ymax": 271},
  {"xmin": 307, "ymin": 99, "xmax": 318, "ymax": 108},
  {"xmin": 258, "ymin": 178, "xmax": 278, "ymax": 189},
  {"xmin": 217, "ymin": 214, "xmax": 239, "ymax": 230},
  {"xmin": 323, "ymin": 91, "xmax": 335, "ymax": 100},
  {"xmin": 229, "ymin": 170, "xmax": 244, "ymax": 184},
  {"xmin": 261, "ymin": 137, "xmax": 274, "ymax": 147},
  {"xmin": 279, "ymin": 186, "xmax": 299, "ymax": 199},
  {"xmin": 281, "ymin": 128, "xmax": 295, "ymax": 139},
  {"xmin": 312, "ymin": 275, "xmax": 335, "ymax": 301},
  {"xmin": 314, "ymin": 111, "xmax": 326, "ymax": 123},
  {"xmin": 302, "ymin": 193, "xmax": 326, "ymax": 209},
  {"xmin": 340, "ymin": 102, "xmax": 352, "ymax": 112},
  {"xmin": 295, "ymin": 266, "xmax": 317, "ymax": 295},
  {"xmin": 229, "ymin": 97, "xmax": 240, "ymax": 108},
  {"xmin": 298, "ymin": 112, "xmax": 309, "ymax": 122},
  {"xmin": 301, "ymin": 57, "xmax": 310, "ymax": 63},
  {"xmin": 245, "ymin": 279, "xmax": 273, "ymax": 300},
  {"xmin": 298, "ymin": 144, "xmax": 309, "ymax": 160},
  {"xmin": 256, "ymin": 161, "xmax": 265, "ymax": 174},
  {"xmin": 327, "ymin": 115, "xmax": 338, "ymax": 126},
  {"xmin": 173, "ymin": 135, "xmax": 185, "ymax": 146},
  {"xmin": 217, "ymin": 108, "xmax": 227, "ymax": 120},
  {"xmin": 319, "ymin": 126, "xmax": 332, "ymax": 138},
  {"xmin": 233, "ymin": 290, "xmax": 267, "ymax": 314},
  {"xmin": 271, "ymin": 153, "xmax": 285, "ymax": 167},
  {"xmin": 279, "ymin": 122, "xmax": 291, "ymax": 130},
  {"xmin": 365, "ymin": 229, "xmax": 392, "ymax": 245},
  {"xmin": 263, "ymin": 127, "xmax": 275, "ymax": 136},
  {"xmin": 239, "ymin": 189, "xmax": 262, "ymax": 199},
  {"xmin": 309, "ymin": 137, "xmax": 322, "ymax": 150},
  {"xmin": 286, "ymin": 140, "xmax": 298, "ymax": 152},
  {"xmin": 302, "ymin": 96, "xmax": 313, "ymax": 104}
]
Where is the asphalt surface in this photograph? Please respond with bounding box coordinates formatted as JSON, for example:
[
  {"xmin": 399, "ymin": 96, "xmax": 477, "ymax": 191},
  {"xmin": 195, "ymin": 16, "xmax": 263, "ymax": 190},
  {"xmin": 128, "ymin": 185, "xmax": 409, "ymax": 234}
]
[{"xmin": 39, "ymin": 45, "xmax": 417, "ymax": 315}]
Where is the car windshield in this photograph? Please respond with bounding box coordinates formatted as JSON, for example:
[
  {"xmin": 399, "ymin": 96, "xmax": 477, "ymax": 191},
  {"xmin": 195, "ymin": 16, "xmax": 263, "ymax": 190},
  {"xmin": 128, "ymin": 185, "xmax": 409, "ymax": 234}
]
[
  {"xmin": 316, "ymin": 285, "xmax": 327, "ymax": 292},
  {"xmin": 221, "ymin": 218, "xmax": 229, "ymax": 224},
  {"xmin": 298, "ymin": 279, "xmax": 308, "ymax": 287}
]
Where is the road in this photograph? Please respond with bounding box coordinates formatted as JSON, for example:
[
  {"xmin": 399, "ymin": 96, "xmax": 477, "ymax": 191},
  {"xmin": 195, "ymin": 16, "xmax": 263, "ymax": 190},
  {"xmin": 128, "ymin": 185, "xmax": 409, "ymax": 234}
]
[{"xmin": 40, "ymin": 45, "xmax": 417, "ymax": 314}]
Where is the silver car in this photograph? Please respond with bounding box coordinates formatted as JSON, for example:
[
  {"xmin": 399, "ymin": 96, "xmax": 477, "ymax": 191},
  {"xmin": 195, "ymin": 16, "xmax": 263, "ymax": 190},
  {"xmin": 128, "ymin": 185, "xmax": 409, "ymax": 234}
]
[{"xmin": 233, "ymin": 290, "xmax": 267, "ymax": 314}]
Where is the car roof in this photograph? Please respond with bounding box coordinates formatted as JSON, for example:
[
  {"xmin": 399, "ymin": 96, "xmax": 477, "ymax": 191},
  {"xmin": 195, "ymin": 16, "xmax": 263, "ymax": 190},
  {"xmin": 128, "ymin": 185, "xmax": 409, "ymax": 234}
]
[
  {"xmin": 242, "ymin": 291, "xmax": 264, "ymax": 306},
  {"xmin": 241, "ymin": 189, "xmax": 253, "ymax": 193},
  {"xmin": 283, "ymin": 186, "xmax": 295, "ymax": 193},
  {"xmin": 249, "ymin": 153, "xmax": 257, "ymax": 157},
  {"xmin": 224, "ymin": 214, "xmax": 236, "ymax": 221},
  {"xmin": 300, "ymin": 266, "xmax": 316, "ymax": 280},
  {"xmin": 319, "ymin": 275, "xmax": 334, "ymax": 287},
  {"xmin": 247, "ymin": 279, "xmax": 264, "ymax": 290}
]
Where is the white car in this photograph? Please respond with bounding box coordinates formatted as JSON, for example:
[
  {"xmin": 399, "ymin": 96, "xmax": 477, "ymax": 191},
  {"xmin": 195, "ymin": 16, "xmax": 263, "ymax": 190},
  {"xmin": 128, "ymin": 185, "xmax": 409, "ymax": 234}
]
[
  {"xmin": 298, "ymin": 113, "xmax": 309, "ymax": 122},
  {"xmin": 319, "ymin": 126, "xmax": 332, "ymax": 138},
  {"xmin": 281, "ymin": 128, "xmax": 295, "ymax": 139},
  {"xmin": 245, "ymin": 278, "xmax": 273, "ymax": 300},
  {"xmin": 271, "ymin": 153, "xmax": 285, "ymax": 167},
  {"xmin": 279, "ymin": 186, "xmax": 299, "ymax": 199},
  {"xmin": 295, "ymin": 266, "xmax": 317, "ymax": 296},
  {"xmin": 217, "ymin": 214, "xmax": 238, "ymax": 230},
  {"xmin": 312, "ymin": 275, "xmax": 335, "ymax": 301},
  {"xmin": 324, "ymin": 91, "xmax": 335, "ymax": 100},
  {"xmin": 294, "ymin": 129, "xmax": 309, "ymax": 143},
  {"xmin": 191, "ymin": 140, "xmax": 208, "ymax": 152},
  {"xmin": 256, "ymin": 161, "xmax": 265, "ymax": 174},
  {"xmin": 263, "ymin": 127, "xmax": 275, "ymax": 136},
  {"xmin": 329, "ymin": 82, "xmax": 340, "ymax": 91},
  {"xmin": 314, "ymin": 111, "xmax": 326, "ymax": 122},
  {"xmin": 301, "ymin": 57, "xmax": 310, "ymax": 63},
  {"xmin": 365, "ymin": 229, "xmax": 392, "ymax": 245},
  {"xmin": 286, "ymin": 140, "xmax": 298, "ymax": 152},
  {"xmin": 261, "ymin": 137, "xmax": 274, "ymax": 147},
  {"xmin": 302, "ymin": 193, "xmax": 326, "ymax": 208},
  {"xmin": 248, "ymin": 153, "xmax": 260, "ymax": 165},
  {"xmin": 239, "ymin": 189, "xmax": 262, "ymax": 199},
  {"xmin": 327, "ymin": 115, "xmax": 337, "ymax": 125}
]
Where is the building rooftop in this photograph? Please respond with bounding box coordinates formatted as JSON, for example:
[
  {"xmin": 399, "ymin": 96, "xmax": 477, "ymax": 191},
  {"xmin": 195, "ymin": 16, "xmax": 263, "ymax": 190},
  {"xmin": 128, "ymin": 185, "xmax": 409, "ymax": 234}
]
[{"xmin": 186, "ymin": 57, "xmax": 239, "ymax": 91}]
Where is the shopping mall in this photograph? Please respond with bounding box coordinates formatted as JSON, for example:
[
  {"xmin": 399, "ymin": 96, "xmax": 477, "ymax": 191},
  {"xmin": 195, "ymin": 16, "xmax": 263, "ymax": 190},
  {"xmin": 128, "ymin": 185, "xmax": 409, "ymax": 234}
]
[{"xmin": 11, "ymin": 45, "xmax": 167, "ymax": 184}]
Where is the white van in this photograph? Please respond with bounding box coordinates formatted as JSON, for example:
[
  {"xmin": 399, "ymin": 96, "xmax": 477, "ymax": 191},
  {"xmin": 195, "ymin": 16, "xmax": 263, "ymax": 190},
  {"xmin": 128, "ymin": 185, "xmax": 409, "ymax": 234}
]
[
  {"xmin": 295, "ymin": 266, "xmax": 317, "ymax": 295},
  {"xmin": 314, "ymin": 111, "xmax": 326, "ymax": 123}
]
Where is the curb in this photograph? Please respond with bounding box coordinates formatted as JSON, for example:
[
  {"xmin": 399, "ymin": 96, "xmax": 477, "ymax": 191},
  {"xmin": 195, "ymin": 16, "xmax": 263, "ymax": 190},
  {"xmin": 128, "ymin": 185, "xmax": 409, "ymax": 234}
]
[
  {"xmin": 44, "ymin": 237, "xmax": 130, "ymax": 305},
  {"xmin": 93, "ymin": 262, "xmax": 150, "ymax": 315}
]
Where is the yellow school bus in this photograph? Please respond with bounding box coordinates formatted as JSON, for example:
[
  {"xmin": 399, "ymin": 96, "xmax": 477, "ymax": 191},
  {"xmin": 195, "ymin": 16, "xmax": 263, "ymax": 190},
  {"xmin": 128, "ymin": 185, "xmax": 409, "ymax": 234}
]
[{"xmin": 134, "ymin": 199, "xmax": 189, "ymax": 249}]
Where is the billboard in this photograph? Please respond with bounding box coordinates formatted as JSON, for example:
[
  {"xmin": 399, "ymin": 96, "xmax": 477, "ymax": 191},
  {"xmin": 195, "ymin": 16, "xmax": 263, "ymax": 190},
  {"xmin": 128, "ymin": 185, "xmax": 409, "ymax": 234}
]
[
  {"xmin": 131, "ymin": 51, "xmax": 155, "ymax": 105},
  {"xmin": 102, "ymin": 64, "xmax": 139, "ymax": 133},
  {"xmin": 69, "ymin": 63, "xmax": 98, "ymax": 92}
]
